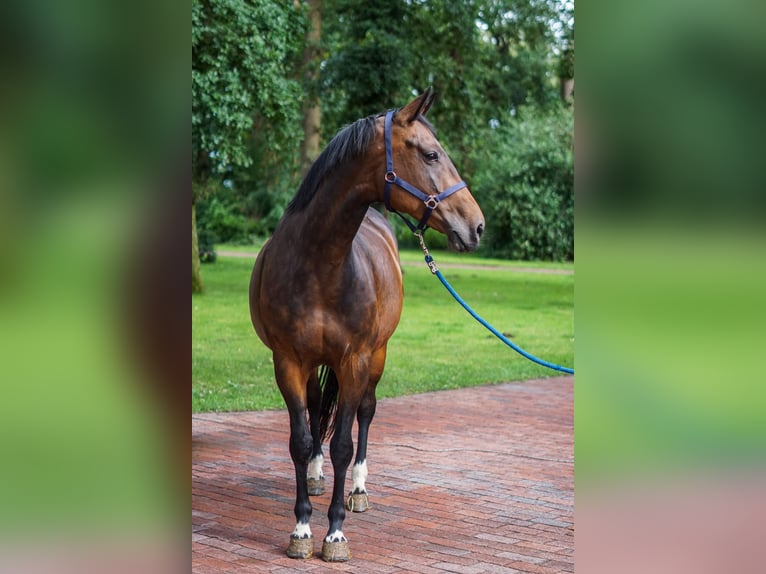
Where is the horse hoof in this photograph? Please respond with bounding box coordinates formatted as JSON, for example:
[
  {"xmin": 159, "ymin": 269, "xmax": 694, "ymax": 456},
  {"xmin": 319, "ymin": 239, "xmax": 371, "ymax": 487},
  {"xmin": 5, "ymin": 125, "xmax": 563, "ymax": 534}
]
[
  {"xmin": 346, "ymin": 492, "xmax": 370, "ymax": 512},
  {"xmin": 307, "ymin": 476, "xmax": 325, "ymax": 496},
  {"xmin": 321, "ymin": 540, "xmax": 351, "ymax": 562},
  {"xmin": 286, "ymin": 536, "xmax": 313, "ymax": 559}
]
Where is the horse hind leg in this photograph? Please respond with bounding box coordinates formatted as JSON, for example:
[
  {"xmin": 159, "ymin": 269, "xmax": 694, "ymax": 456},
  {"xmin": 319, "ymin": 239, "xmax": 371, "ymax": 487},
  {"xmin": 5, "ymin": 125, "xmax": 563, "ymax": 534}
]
[
  {"xmin": 306, "ymin": 369, "xmax": 325, "ymax": 496},
  {"xmin": 348, "ymin": 347, "xmax": 385, "ymax": 513},
  {"xmin": 347, "ymin": 387, "xmax": 375, "ymax": 513}
]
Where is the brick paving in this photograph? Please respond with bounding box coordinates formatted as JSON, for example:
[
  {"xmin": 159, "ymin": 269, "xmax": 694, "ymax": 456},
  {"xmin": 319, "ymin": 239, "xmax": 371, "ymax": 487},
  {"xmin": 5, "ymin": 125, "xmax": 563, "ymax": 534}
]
[{"xmin": 192, "ymin": 377, "xmax": 573, "ymax": 573}]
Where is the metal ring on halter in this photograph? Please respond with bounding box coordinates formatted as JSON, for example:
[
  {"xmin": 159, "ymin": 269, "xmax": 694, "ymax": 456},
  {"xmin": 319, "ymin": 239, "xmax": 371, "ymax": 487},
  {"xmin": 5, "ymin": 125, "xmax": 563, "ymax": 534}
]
[
  {"xmin": 424, "ymin": 196, "xmax": 439, "ymax": 209},
  {"xmin": 384, "ymin": 171, "xmax": 397, "ymax": 183}
]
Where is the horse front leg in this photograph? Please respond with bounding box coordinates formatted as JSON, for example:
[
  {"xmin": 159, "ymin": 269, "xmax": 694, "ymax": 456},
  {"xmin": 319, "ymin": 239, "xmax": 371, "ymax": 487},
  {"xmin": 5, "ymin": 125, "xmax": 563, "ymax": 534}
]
[
  {"xmin": 284, "ymin": 406, "xmax": 314, "ymax": 558},
  {"xmin": 275, "ymin": 358, "xmax": 315, "ymax": 559}
]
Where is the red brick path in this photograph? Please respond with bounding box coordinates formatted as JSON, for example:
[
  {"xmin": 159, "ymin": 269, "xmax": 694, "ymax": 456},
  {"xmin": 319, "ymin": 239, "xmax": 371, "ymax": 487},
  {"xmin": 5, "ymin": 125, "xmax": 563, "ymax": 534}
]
[{"xmin": 192, "ymin": 377, "xmax": 573, "ymax": 573}]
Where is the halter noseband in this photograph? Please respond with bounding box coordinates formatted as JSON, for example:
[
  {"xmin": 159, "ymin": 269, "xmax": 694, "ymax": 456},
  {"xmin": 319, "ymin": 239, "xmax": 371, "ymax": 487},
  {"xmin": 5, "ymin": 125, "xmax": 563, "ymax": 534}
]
[{"xmin": 383, "ymin": 110, "xmax": 467, "ymax": 233}]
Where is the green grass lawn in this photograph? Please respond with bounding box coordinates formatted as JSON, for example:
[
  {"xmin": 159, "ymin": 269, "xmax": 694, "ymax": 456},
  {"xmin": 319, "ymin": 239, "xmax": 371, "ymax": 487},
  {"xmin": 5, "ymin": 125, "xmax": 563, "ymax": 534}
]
[{"xmin": 192, "ymin": 247, "xmax": 573, "ymax": 413}]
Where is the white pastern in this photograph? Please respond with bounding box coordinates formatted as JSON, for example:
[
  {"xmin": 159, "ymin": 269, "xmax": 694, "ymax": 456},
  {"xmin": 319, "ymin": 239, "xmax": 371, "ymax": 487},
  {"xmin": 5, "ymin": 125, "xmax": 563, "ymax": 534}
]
[
  {"xmin": 325, "ymin": 530, "xmax": 347, "ymax": 543},
  {"xmin": 351, "ymin": 460, "xmax": 368, "ymax": 493},
  {"xmin": 307, "ymin": 453, "xmax": 324, "ymax": 480},
  {"xmin": 291, "ymin": 522, "xmax": 312, "ymax": 539}
]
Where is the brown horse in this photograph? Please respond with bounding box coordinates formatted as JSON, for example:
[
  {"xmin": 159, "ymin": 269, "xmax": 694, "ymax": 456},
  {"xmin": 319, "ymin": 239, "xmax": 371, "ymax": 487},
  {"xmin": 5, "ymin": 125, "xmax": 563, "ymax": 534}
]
[{"xmin": 249, "ymin": 89, "xmax": 484, "ymax": 562}]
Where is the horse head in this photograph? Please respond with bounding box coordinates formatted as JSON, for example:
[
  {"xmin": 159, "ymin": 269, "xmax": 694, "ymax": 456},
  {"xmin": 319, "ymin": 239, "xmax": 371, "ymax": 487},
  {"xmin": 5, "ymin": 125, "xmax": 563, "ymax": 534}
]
[{"xmin": 381, "ymin": 88, "xmax": 485, "ymax": 253}]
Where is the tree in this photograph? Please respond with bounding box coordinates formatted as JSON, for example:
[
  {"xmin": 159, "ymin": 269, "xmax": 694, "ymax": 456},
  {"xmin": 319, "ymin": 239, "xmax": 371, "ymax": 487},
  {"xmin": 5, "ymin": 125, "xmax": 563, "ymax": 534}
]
[
  {"xmin": 191, "ymin": 0, "xmax": 305, "ymax": 291},
  {"xmin": 299, "ymin": 0, "xmax": 323, "ymax": 178},
  {"xmin": 319, "ymin": 0, "xmax": 573, "ymax": 161},
  {"xmin": 192, "ymin": 196, "xmax": 203, "ymax": 293},
  {"xmin": 406, "ymin": 0, "xmax": 483, "ymax": 167},
  {"xmin": 476, "ymin": 0, "xmax": 565, "ymax": 111},
  {"xmin": 320, "ymin": 0, "xmax": 415, "ymax": 131}
]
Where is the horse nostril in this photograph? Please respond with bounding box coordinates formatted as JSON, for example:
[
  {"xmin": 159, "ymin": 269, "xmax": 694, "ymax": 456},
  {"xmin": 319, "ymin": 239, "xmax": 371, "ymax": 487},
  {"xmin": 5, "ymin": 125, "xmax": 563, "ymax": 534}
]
[{"xmin": 476, "ymin": 222, "xmax": 485, "ymax": 238}]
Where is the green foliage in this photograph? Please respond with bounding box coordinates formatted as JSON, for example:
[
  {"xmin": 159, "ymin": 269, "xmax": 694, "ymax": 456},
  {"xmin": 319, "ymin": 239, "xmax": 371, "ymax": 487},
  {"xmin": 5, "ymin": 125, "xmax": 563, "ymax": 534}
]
[
  {"xmin": 320, "ymin": 0, "xmax": 415, "ymax": 130},
  {"xmin": 404, "ymin": 0, "xmax": 483, "ymax": 168},
  {"xmin": 476, "ymin": 0, "xmax": 568, "ymax": 111},
  {"xmin": 192, "ymin": 253, "xmax": 573, "ymax": 412},
  {"xmin": 192, "ymin": 0, "xmax": 307, "ymax": 260},
  {"xmin": 192, "ymin": 0, "xmax": 305, "ymax": 177},
  {"xmin": 196, "ymin": 194, "xmax": 248, "ymax": 245},
  {"xmin": 321, "ymin": 0, "xmax": 573, "ymax": 139},
  {"xmin": 471, "ymin": 106, "xmax": 574, "ymax": 261}
]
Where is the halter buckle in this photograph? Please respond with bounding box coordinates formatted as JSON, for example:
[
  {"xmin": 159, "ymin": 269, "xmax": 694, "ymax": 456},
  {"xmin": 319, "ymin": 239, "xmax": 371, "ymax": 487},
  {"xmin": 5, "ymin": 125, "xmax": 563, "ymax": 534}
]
[
  {"xmin": 424, "ymin": 196, "xmax": 439, "ymax": 209},
  {"xmin": 415, "ymin": 231, "xmax": 439, "ymax": 274},
  {"xmin": 384, "ymin": 171, "xmax": 397, "ymax": 183}
]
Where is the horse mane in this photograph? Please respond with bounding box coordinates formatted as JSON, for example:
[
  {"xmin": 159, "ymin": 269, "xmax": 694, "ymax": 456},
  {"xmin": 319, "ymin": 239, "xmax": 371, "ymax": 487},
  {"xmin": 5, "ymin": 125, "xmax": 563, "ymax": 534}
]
[
  {"xmin": 285, "ymin": 110, "xmax": 437, "ymax": 214},
  {"xmin": 286, "ymin": 114, "xmax": 381, "ymax": 214}
]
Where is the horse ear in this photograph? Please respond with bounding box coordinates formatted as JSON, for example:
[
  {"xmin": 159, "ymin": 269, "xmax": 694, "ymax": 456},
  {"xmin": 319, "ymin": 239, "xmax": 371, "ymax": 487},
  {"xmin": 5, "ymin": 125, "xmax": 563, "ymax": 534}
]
[
  {"xmin": 400, "ymin": 87, "xmax": 436, "ymax": 123},
  {"xmin": 419, "ymin": 87, "xmax": 436, "ymax": 117}
]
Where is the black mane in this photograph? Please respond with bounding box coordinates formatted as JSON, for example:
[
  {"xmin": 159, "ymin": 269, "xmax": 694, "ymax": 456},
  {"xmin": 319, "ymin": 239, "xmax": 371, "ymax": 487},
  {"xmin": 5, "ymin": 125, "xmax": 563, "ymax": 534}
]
[
  {"xmin": 286, "ymin": 114, "xmax": 381, "ymax": 214},
  {"xmin": 285, "ymin": 110, "xmax": 437, "ymax": 214}
]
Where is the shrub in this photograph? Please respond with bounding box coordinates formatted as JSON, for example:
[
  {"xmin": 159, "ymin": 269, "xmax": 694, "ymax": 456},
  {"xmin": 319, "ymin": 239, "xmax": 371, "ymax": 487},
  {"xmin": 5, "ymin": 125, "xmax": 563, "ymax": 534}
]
[
  {"xmin": 197, "ymin": 228, "xmax": 218, "ymax": 264},
  {"xmin": 470, "ymin": 106, "xmax": 573, "ymax": 261},
  {"xmin": 195, "ymin": 182, "xmax": 261, "ymax": 245}
]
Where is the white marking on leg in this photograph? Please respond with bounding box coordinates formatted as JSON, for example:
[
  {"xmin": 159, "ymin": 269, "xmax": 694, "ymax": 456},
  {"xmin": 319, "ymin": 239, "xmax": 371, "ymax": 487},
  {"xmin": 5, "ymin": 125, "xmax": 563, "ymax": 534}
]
[
  {"xmin": 291, "ymin": 522, "xmax": 312, "ymax": 539},
  {"xmin": 325, "ymin": 529, "xmax": 347, "ymax": 543},
  {"xmin": 307, "ymin": 453, "xmax": 324, "ymax": 480},
  {"xmin": 351, "ymin": 460, "xmax": 368, "ymax": 493}
]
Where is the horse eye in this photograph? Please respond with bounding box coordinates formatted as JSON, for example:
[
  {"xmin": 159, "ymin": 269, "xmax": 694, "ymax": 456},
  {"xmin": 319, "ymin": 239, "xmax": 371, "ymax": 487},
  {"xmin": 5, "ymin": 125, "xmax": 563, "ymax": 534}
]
[{"xmin": 424, "ymin": 151, "xmax": 439, "ymax": 163}]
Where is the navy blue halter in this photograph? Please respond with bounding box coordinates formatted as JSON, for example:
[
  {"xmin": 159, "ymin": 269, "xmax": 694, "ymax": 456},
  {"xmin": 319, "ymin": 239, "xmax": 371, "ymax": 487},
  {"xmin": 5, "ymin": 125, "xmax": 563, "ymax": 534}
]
[{"xmin": 383, "ymin": 110, "xmax": 467, "ymax": 233}]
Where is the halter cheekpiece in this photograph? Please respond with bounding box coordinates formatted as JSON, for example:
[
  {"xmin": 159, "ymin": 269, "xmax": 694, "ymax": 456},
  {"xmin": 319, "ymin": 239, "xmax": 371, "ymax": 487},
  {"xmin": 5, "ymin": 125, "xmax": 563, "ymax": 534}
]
[{"xmin": 382, "ymin": 110, "xmax": 467, "ymax": 233}]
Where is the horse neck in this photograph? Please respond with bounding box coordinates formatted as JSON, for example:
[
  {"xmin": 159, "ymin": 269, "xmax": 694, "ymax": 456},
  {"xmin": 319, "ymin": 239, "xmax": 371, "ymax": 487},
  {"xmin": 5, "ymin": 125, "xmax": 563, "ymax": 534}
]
[{"xmin": 286, "ymin": 165, "xmax": 378, "ymax": 262}]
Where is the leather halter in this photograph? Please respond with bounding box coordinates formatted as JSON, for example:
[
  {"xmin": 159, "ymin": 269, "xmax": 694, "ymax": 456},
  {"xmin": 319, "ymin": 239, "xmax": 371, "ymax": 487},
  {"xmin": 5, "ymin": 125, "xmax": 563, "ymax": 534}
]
[{"xmin": 382, "ymin": 110, "xmax": 467, "ymax": 233}]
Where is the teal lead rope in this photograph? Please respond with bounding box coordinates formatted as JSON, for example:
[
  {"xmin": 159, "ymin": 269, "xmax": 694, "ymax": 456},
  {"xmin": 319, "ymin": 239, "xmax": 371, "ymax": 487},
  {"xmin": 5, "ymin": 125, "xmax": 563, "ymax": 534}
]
[{"xmin": 415, "ymin": 232, "xmax": 574, "ymax": 375}]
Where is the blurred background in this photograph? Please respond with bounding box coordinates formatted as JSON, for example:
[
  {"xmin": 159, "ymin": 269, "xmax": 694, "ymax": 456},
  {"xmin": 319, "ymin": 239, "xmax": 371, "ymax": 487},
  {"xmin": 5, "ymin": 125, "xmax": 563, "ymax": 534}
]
[
  {"xmin": 576, "ymin": 0, "xmax": 766, "ymax": 572},
  {"xmin": 0, "ymin": 0, "xmax": 187, "ymax": 572}
]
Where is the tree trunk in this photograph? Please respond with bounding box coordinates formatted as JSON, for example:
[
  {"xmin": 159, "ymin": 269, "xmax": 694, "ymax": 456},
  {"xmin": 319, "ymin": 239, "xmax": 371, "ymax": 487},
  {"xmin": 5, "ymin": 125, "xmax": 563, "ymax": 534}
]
[
  {"xmin": 300, "ymin": 0, "xmax": 322, "ymax": 178},
  {"xmin": 560, "ymin": 77, "xmax": 574, "ymax": 102},
  {"xmin": 192, "ymin": 197, "xmax": 204, "ymax": 293}
]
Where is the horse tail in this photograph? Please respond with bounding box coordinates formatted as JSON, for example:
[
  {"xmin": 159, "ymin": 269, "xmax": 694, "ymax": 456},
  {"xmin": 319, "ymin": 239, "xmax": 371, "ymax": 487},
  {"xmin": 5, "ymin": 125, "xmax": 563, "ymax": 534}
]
[{"xmin": 318, "ymin": 365, "xmax": 339, "ymax": 443}]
